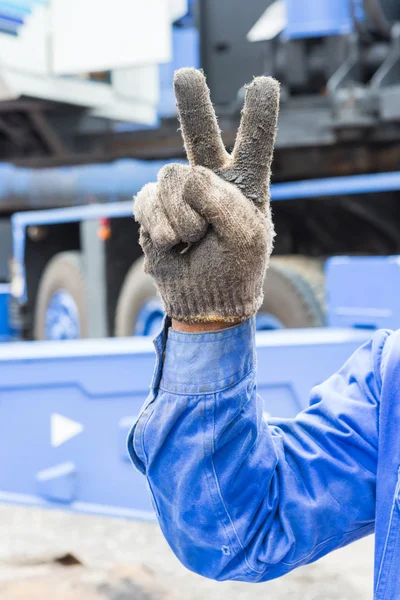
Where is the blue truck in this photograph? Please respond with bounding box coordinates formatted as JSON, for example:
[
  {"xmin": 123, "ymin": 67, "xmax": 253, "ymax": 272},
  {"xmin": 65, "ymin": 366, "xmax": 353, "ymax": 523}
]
[{"xmin": 0, "ymin": 0, "xmax": 399, "ymax": 340}]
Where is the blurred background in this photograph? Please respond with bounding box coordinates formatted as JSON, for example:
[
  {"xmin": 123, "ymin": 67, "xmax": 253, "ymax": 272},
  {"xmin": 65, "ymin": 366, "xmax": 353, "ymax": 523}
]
[{"xmin": 1, "ymin": 0, "xmax": 400, "ymax": 597}]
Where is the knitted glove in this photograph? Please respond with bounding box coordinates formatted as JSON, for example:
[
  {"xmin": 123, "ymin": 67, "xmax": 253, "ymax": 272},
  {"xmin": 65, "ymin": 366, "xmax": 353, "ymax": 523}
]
[{"xmin": 134, "ymin": 68, "xmax": 280, "ymax": 323}]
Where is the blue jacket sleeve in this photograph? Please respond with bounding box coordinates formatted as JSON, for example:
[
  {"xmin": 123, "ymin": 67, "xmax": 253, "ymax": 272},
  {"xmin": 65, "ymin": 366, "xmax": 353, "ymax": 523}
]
[{"xmin": 128, "ymin": 317, "xmax": 389, "ymax": 583}]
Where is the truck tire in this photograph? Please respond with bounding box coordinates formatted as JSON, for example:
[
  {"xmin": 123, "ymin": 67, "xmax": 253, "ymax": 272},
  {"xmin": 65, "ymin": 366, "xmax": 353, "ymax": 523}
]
[
  {"xmin": 115, "ymin": 256, "xmax": 325, "ymax": 336},
  {"xmin": 270, "ymin": 256, "xmax": 326, "ymax": 316},
  {"xmin": 115, "ymin": 258, "xmax": 163, "ymax": 337},
  {"xmin": 33, "ymin": 251, "xmax": 87, "ymax": 340},
  {"xmin": 262, "ymin": 258, "xmax": 325, "ymax": 329}
]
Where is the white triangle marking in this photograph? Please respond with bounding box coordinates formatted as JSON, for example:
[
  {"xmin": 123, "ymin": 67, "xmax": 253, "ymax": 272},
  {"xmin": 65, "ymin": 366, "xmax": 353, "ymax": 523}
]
[{"xmin": 51, "ymin": 413, "xmax": 84, "ymax": 448}]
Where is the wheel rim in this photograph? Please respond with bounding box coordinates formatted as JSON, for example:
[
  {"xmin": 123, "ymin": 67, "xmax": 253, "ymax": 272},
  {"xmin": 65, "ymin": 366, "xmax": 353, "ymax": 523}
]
[
  {"xmin": 45, "ymin": 290, "xmax": 81, "ymax": 340},
  {"xmin": 133, "ymin": 298, "xmax": 165, "ymax": 336},
  {"xmin": 256, "ymin": 312, "xmax": 284, "ymax": 331}
]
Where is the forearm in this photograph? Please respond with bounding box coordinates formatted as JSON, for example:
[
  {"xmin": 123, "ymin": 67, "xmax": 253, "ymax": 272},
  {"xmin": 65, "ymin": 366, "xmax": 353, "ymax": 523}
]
[
  {"xmin": 171, "ymin": 318, "xmax": 240, "ymax": 333},
  {"xmin": 128, "ymin": 320, "xmax": 385, "ymax": 582}
]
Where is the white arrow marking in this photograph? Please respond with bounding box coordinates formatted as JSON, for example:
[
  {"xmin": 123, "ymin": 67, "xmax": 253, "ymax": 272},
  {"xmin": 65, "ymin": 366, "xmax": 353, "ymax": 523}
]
[{"xmin": 51, "ymin": 413, "xmax": 84, "ymax": 448}]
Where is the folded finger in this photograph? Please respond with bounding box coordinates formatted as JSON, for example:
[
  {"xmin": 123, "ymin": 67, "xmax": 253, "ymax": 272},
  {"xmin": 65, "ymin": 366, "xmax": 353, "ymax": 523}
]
[
  {"xmin": 158, "ymin": 163, "xmax": 208, "ymax": 244},
  {"xmin": 184, "ymin": 167, "xmax": 273, "ymax": 252},
  {"xmin": 134, "ymin": 183, "xmax": 180, "ymax": 251}
]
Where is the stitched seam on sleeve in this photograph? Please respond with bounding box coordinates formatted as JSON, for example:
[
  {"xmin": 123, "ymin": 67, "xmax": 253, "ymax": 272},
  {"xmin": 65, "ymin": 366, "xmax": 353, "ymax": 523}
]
[
  {"xmin": 207, "ymin": 393, "xmax": 265, "ymax": 575},
  {"xmin": 202, "ymin": 396, "xmax": 237, "ymax": 552},
  {"xmin": 378, "ymin": 330, "xmax": 392, "ymax": 387},
  {"xmin": 139, "ymin": 406, "xmax": 156, "ymax": 467}
]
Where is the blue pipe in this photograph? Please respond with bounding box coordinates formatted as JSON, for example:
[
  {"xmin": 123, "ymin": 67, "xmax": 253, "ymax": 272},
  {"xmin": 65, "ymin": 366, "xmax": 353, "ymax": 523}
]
[
  {"xmin": 0, "ymin": 160, "xmax": 181, "ymax": 209},
  {"xmin": 3, "ymin": 162, "xmax": 400, "ymax": 210}
]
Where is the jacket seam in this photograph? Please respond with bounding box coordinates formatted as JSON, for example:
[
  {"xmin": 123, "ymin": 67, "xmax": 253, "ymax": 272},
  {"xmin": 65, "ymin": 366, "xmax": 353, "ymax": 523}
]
[
  {"xmin": 159, "ymin": 367, "xmax": 256, "ymax": 396},
  {"xmin": 202, "ymin": 395, "xmax": 239, "ymax": 554},
  {"xmin": 375, "ymin": 330, "xmax": 390, "ymax": 391},
  {"xmin": 208, "ymin": 392, "xmax": 266, "ymax": 575},
  {"xmin": 139, "ymin": 404, "xmax": 157, "ymax": 467},
  {"xmin": 375, "ymin": 467, "xmax": 400, "ymax": 594}
]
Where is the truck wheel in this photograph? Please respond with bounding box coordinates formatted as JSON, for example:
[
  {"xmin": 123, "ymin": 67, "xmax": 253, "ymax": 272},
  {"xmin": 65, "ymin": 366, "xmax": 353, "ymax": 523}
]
[
  {"xmin": 260, "ymin": 259, "xmax": 325, "ymax": 329},
  {"xmin": 33, "ymin": 251, "xmax": 87, "ymax": 340},
  {"xmin": 270, "ymin": 256, "xmax": 326, "ymax": 316},
  {"xmin": 115, "ymin": 258, "xmax": 164, "ymax": 337}
]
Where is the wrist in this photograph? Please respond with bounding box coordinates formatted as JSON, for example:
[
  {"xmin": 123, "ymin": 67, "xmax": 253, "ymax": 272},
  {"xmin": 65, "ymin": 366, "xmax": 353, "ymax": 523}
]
[{"xmin": 171, "ymin": 318, "xmax": 242, "ymax": 333}]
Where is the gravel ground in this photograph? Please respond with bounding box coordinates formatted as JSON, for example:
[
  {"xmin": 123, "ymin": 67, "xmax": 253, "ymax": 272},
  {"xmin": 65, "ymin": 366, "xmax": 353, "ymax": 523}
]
[{"xmin": 0, "ymin": 504, "xmax": 374, "ymax": 599}]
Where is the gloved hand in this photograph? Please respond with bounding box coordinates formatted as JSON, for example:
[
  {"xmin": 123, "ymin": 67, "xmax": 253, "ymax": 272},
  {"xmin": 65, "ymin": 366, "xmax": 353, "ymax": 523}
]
[{"xmin": 134, "ymin": 68, "xmax": 280, "ymax": 324}]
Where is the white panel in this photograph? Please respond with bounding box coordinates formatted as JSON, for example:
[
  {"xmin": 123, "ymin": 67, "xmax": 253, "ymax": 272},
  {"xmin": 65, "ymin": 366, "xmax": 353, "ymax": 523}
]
[
  {"xmin": 0, "ymin": 68, "xmax": 158, "ymax": 124},
  {"xmin": 168, "ymin": 0, "xmax": 188, "ymax": 22},
  {"xmin": 247, "ymin": 0, "xmax": 286, "ymax": 42},
  {"xmin": 0, "ymin": 7, "xmax": 48, "ymax": 75},
  {"xmin": 112, "ymin": 65, "xmax": 159, "ymax": 104},
  {"xmin": 51, "ymin": 0, "xmax": 172, "ymax": 74},
  {"xmin": 91, "ymin": 99, "xmax": 157, "ymax": 125},
  {"xmin": 0, "ymin": 69, "xmax": 115, "ymax": 105}
]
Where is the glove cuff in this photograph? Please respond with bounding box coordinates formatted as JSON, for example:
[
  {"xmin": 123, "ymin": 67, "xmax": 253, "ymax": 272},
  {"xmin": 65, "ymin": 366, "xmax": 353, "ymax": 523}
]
[{"xmin": 155, "ymin": 275, "xmax": 265, "ymax": 324}]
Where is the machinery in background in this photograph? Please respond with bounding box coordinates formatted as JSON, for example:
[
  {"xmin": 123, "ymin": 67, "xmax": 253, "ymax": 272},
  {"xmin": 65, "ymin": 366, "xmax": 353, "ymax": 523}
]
[
  {"xmin": 2, "ymin": 0, "xmax": 400, "ymax": 339},
  {"xmin": 198, "ymin": 0, "xmax": 400, "ymax": 266},
  {"xmin": 10, "ymin": 169, "xmax": 400, "ymax": 341}
]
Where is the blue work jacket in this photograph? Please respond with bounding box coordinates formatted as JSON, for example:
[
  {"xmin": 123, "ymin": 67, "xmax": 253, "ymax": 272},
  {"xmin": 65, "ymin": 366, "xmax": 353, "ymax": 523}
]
[{"xmin": 128, "ymin": 317, "xmax": 400, "ymax": 599}]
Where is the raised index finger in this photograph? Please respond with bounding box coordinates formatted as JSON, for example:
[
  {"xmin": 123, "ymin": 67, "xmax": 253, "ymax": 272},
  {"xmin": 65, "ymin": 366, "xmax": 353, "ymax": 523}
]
[
  {"xmin": 232, "ymin": 77, "xmax": 280, "ymax": 202},
  {"xmin": 174, "ymin": 68, "xmax": 228, "ymax": 170}
]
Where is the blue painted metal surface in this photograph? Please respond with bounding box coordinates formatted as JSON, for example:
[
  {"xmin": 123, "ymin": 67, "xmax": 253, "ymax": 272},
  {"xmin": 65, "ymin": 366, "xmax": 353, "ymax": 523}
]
[
  {"xmin": 36, "ymin": 462, "xmax": 77, "ymax": 503},
  {"xmin": 45, "ymin": 290, "xmax": 81, "ymax": 340},
  {"xmin": 326, "ymin": 256, "xmax": 400, "ymax": 330},
  {"xmin": 0, "ymin": 284, "xmax": 13, "ymax": 341},
  {"xmin": 0, "ymin": 328, "xmax": 371, "ymax": 518},
  {"xmin": 285, "ymin": 0, "xmax": 356, "ymax": 39},
  {"xmin": 174, "ymin": 0, "xmax": 195, "ymax": 27},
  {"xmin": 271, "ymin": 171, "xmax": 400, "ymax": 201},
  {"xmin": 0, "ymin": 0, "xmax": 46, "ymax": 36}
]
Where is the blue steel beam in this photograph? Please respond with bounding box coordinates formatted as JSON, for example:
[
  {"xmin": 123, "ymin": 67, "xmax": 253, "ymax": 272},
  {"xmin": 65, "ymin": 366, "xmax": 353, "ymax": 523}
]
[{"xmin": 271, "ymin": 171, "xmax": 400, "ymax": 200}]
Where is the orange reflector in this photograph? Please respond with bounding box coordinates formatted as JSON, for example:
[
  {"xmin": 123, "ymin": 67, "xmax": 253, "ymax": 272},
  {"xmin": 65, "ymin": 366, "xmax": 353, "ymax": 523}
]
[{"xmin": 97, "ymin": 218, "xmax": 111, "ymax": 241}]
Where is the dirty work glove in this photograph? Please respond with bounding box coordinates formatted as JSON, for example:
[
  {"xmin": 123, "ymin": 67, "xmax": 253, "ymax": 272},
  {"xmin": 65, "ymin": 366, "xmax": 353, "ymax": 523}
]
[{"xmin": 134, "ymin": 68, "xmax": 280, "ymax": 323}]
